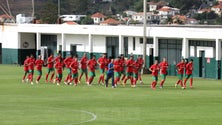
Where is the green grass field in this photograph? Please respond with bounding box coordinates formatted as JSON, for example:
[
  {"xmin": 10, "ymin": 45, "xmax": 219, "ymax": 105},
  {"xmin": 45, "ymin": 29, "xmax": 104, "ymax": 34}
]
[{"xmin": 0, "ymin": 64, "xmax": 222, "ymax": 125}]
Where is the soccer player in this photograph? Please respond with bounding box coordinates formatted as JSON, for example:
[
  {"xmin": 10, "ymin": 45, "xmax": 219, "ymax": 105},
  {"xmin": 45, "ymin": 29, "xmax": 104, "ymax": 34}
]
[
  {"xmin": 22, "ymin": 55, "xmax": 29, "ymax": 83},
  {"xmin": 54, "ymin": 58, "xmax": 63, "ymax": 85},
  {"xmin": 45, "ymin": 54, "xmax": 55, "ymax": 83},
  {"xmin": 175, "ymin": 59, "xmax": 186, "ymax": 88},
  {"xmin": 120, "ymin": 54, "xmax": 126, "ymax": 83},
  {"xmin": 137, "ymin": 55, "xmax": 144, "ymax": 84},
  {"xmin": 63, "ymin": 55, "xmax": 73, "ymax": 84},
  {"xmin": 149, "ymin": 60, "xmax": 159, "ymax": 90},
  {"xmin": 97, "ymin": 53, "xmax": 107, "ymax": 85},
  {"xmin": 35, "ymin": 55, "xmax": 44, "ymax": 84},
  {"xmin": 132, "ymin": 60, "xmax": 140, "ymax": 87},
  {"xmin": 79, "ymin": 53, "xmax": 88, "ymax": 83},
  {"xmin": 69, "ymin": 55, "xmax": 79, "ymax": 86},
  {"xmin": 87, "ymin": 55, "xmax": 97, "ymax": 85},
  {"xmin": 123, "ymin": 55, "xmax": 135, "ymax": 87},
  {"xmin": 183, "ymin": 59, "xmax": 194, "ymax": 89},
  {"xmin": 159, "ymin": 57, "xmax": 169, "ymax": 88},
  {"xmin": 114, "ymin": 56, "xmax": 121, "ymax": 87},
  {"xmin": 54, "ymin": 53, "xmax": 63, "ymax": 63},
  {"xmin": 27, "ymin": 54, "xmax": 35, "ymax": 85},
  {"xmin": 105, "ymin": 58, "xmax": 115, "ymax": 88}
]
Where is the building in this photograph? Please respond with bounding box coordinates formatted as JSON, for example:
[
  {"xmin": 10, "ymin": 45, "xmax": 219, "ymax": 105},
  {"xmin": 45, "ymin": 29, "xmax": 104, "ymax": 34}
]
[
  {"xmin": 0, "ymin": 24, "xmax": 222, "ymax": 80},
  {"xmin": 158, "ymin": 6, "xmax": 180, "ymax": 19},
  {"xmin": 0, "ymin": 14, "xmax": 14, "ymax": 23},
  {"xmin": 16, "ymin": 14, "xmax": 34, "ymax": 24},
  {"xmin": 60, "ymin": 15, "xmax": 86, "ymax": 22},
  {"xmin": 91, "ymin": 12, "xmax": 106, "ymax": 24},
  {"xmin": 132, "ymin": 12, "xmax": 160, "ymax": 23}
]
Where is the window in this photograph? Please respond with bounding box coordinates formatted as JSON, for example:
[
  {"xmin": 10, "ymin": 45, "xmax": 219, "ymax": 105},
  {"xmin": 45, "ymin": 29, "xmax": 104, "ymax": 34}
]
[{"xmin": 133, "ymin": 37, "xmax": 136, "ymax": 50}]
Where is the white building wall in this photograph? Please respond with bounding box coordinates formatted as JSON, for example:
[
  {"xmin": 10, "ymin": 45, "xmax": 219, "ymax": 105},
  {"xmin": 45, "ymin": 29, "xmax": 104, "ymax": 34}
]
[
  {"xmin": 0, "ymin": 25, "xmax": 19, "ymax": 49},
  {"xmin": 20, "ymin": 33, "xmax": 35, "ymax": 49}
]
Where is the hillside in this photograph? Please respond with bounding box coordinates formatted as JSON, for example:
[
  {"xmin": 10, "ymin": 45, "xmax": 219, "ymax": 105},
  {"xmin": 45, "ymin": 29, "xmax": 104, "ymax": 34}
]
[{"xmin": 0, "ymin": 0, "xmax": 45, "ymax": 16}]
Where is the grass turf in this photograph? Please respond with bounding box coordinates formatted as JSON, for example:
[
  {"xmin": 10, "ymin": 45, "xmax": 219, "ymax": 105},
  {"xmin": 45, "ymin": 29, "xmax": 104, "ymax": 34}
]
[{"xmin": 0, "ymin": 64, "xmax": 222, "ymax": 125}]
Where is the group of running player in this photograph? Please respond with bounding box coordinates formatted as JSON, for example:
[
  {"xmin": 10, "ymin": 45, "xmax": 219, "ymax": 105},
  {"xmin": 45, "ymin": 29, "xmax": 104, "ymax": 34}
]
[{"xmin": 22, "ymin": 52, "xmax": 193, "ymax": 89}]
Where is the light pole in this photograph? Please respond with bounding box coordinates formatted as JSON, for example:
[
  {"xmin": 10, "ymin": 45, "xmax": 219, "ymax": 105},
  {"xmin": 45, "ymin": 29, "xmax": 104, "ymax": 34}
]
[
  {"xmin": 58, "ymin": 0, "xmax": 60, "ymax": 17},
  {"xmin": 142, "ymin": 0, "xmax": 147, "ymax": 74}
]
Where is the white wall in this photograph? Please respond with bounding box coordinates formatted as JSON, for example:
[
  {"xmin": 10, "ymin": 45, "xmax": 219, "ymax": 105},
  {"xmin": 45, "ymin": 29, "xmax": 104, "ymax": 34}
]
[
  {"xmin": 20, "ymin": 33, "xmax": 35, "ymax": 49},
  {"xmin": 190, "ymin": 46, "xmax": 214, "ymax": 58},
  {"xmin": 0, "ymin": 25, "xmax": 19, "ymax": 49}
]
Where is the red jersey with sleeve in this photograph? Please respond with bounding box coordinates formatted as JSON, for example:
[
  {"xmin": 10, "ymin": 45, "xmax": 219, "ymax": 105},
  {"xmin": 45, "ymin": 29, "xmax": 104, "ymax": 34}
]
[
  {"xmin": 97, "ymin": 57, "xmax": 107, "ymax": 69},
  {"xmin": 23, "ymin": 58, "xmax": 29, "ymax": 71},
  {"xmin": 176, "ymin": 62, "xmax": 185, "ymax": 74},
  {"xmin": 28, "ymin": 57, "xmax": 35, "ymax": 70},
  {"xmin": 159, "ymin": 61, "xmax": 168, "ymax": 74},
  {"xmin": 55, "ymin": 62, "xmax": 63, "ymax": 74},
  {"xmin": 47, "ymin": 56, "xmax": 54, "ymax": 68},
  {"xmin": 114, "ymin": 59, "xmax": 121, "ymax": 72},
  {"xmin": 63, "ymin": 57, "xmax": 73, "ymax": 68},
  {"xmin": 80, "ymin": 56, "xmax": 88, "ymax": 69},
  {"xmin": 185, "ymin": 62, "xmax": 193, "ymax": 75},
  {"xmin": 35, "ymin": 59, "xmax": 44, "ymax": 71},
  {"xmin": 88, "ymin": 59, "xmax": 97, "ymax": 72},
  {"xmin": 137, "ymin": 58, "xmax": 144, "ymax": 69},
  {"xmin": 126, "ymin": 59, "xmax": 135, "ymax": 73},
  {"xmin": 54, "ymin": 56, "xmax": 62, "ymax": 63},
  {"xmin": 119, "ymin": 58, "xmax": 125, "ymax": 71},
  {"xmin": 70, "ymin": 60, "xmax": 79, "ymax": 74},
  {"xmin": 150, "ymin": 64, "xmax": 159, "ymax": 76},
  {"xmin": 133, "ymin": 62, "xmax": 140, "ymax": 74}
]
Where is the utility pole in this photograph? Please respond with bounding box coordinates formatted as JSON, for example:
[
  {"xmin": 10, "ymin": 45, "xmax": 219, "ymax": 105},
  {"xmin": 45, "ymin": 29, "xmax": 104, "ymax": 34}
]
[
  {"xmin": 58, "ymin": 0, "xmax": 60, "ymax": 17},
  {"xmin": 142, "ymin": 0, "xmax": 147, "ymax": 74},
  {"xmin": 32, "ymin": 0, "xmax": 34, "ymax": 17}
]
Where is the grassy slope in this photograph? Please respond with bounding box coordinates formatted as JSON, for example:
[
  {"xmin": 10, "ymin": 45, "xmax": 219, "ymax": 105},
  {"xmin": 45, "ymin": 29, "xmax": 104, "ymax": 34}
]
[{"xmin": 0, "ymin": 65, "xmax": 222, "ymax": 125}]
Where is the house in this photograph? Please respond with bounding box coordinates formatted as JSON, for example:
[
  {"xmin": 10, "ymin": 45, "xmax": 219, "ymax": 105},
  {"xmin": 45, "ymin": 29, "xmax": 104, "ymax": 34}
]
[
  {"xmin": 100, "ymin": 18, "xmax": 120, "ymax": 25},
  {"xmin": 132, "ymin": 12, "xmax": 160, "ymax": 23},
  {"xmin": 60, "ymin": 15, "xmax": 86, "ymax": 22},
  {"xmin": 158, "ymin": 6, "xmax": 180, "ymax": 19},
  {"xmin": 91, "ymin": 12, "xmax": 106, "ymax": 24},
  {"xmin": 0, "ymin": 14, "xmax": 14, "ymax": 23},
  {"xmin": 148, "ymin": 1, "xmax": 169, "ymax": 12},
  {"xmin": 123, "ymin": 10, "xmax": 137, "ymax": 17},
  {"xmin": 197, "ymin": 8, "xmax": 211, "ymax": 14},
  {"xmin": 211, "ymin": 4, "xmax": 222, "ymax": 15}
]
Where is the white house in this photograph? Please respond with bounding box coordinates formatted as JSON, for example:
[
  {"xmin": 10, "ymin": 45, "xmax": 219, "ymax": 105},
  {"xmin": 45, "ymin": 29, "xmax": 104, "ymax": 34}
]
[
  {"xmin": 91, "ymin": 12, "xmax": 106, "ymax": 24},
  {"xmin": 132, "ymin": 12, "xmax": 160, "ymax": 23},
  {"xmin": 158, "ymin": 6, "xmax": 180, "ymax": 19},
  {"xmin": 211, "ymin": 4, "xmax": 222, "ymax": 15},
  {"xmin": 60, "ymin": 15, "xmax": 86, "ymax": 22}
]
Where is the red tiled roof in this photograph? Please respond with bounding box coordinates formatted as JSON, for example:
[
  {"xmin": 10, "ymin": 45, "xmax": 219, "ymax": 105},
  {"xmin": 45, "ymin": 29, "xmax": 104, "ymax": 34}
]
[
  {"xmin": 0, "ymin": 14, "xmax": 13, "ymax": 19},
  {"xmin": 62, "ymin": 21, "xmax": 79, "ymax": 25},
  {"xmin": 159, "ymin": 6, "xmax": 171, "ymax": 12},
  {"xmin": 212, "ymin": 5, "xmax": 222, "ymax": 8},
  {"xmin": 91, "ymin": 12, "xmax": 106, "ymax": 18},
  {"xmin": 100, "ymin": 18, "xmax": 120, "ymax": 25}
]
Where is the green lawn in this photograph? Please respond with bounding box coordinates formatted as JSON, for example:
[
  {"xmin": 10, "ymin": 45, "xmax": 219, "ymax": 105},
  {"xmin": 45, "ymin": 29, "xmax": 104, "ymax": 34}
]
[{"xmin": 0, "ymin": 64, "xmax": 222, "ymax": 125}]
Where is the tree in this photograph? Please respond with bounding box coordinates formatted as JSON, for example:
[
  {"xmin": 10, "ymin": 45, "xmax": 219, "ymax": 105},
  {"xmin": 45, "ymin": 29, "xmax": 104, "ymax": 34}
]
[
  {"xmin": 167, "ymin": 0, "xmax": 202, "ymax": 14},
  {"xmin": 40, "ymin": 1, "xmax": 58, "ymax": 24},
  {"xmin": 81, "ymin": 16, "xmax": 94, "ymax": 24}
]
